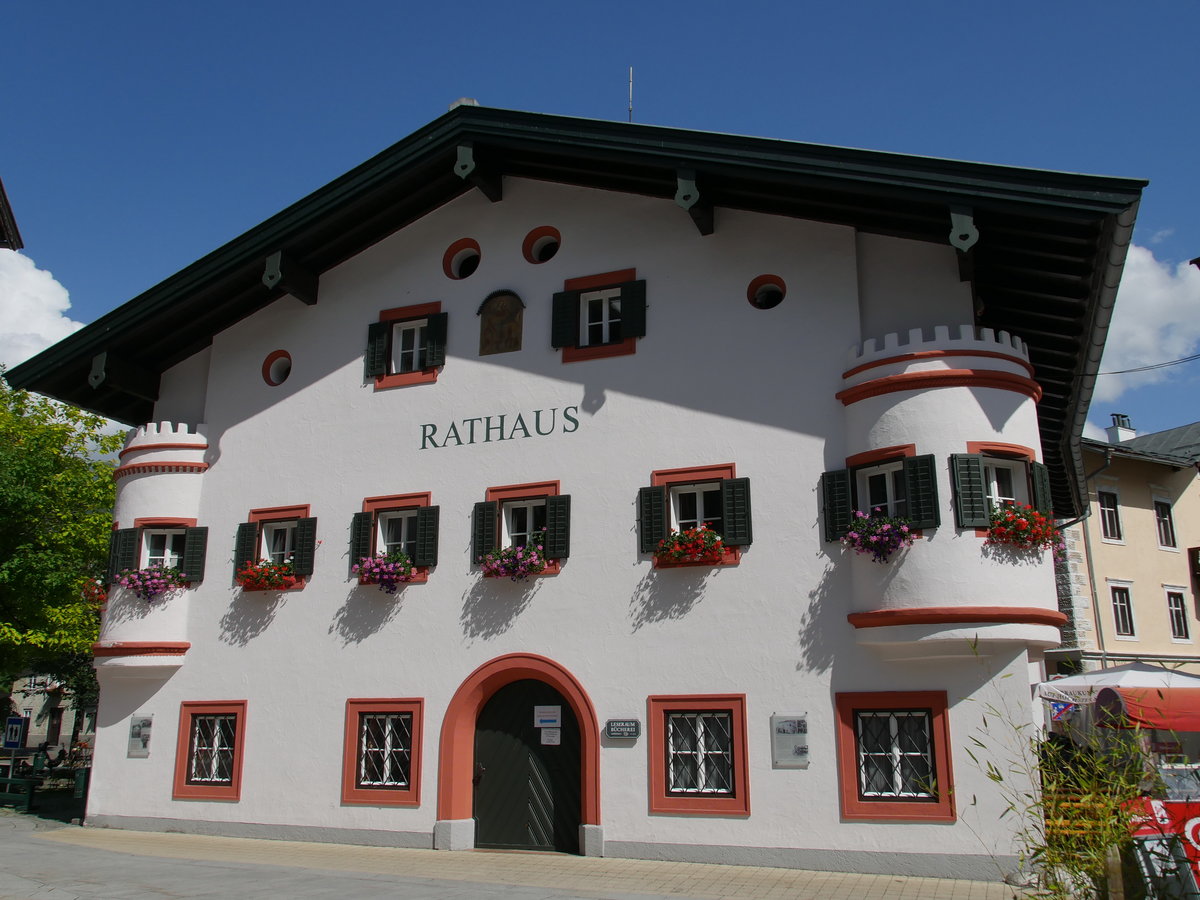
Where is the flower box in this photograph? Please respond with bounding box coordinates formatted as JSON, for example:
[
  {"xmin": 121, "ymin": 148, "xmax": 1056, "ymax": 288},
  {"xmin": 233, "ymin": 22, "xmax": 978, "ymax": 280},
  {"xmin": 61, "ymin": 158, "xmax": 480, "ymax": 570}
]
[
  {"xmin": 842, "ymin": 510, "xmax": 914, "ymax": 563},
  {"xmin": 986, "ymin": 502, "xmax": 1062, "ymax": 560},
  {"xmin": 116, "ymin": 565, "xmax": 188, "ymax": 602},
  {"xmin": 479, "ymin": 540, "xmax": 548, "ymax": 581},
  {"xmin": 352, "ymin": 551, "xmax": 416, "ymax": 594},
  {"xmin": 236, "ymin": 560, "xmax": 299, "ymax": 592},
  {"xmin": 654, "ymin": 526, "xmax": 729, "ymax": 567}
]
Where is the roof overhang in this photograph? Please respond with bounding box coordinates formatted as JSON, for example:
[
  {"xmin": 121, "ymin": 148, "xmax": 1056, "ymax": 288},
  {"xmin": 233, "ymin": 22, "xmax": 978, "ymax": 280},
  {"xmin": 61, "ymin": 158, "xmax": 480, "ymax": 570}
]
[
  {"xmin": 0, "ymin": 176, "xmax": 23, "ymax": 251},
  {"xmin": 5, "ymin": 106, "xmax": 1146, "ymax": 517}
]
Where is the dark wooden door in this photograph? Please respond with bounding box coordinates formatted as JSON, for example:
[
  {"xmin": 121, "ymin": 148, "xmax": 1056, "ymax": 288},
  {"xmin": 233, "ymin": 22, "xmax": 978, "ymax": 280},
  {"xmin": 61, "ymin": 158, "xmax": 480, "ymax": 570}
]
[{"xmin": 474, "ymin": 679, "xmax": 581, "ymax": 852}]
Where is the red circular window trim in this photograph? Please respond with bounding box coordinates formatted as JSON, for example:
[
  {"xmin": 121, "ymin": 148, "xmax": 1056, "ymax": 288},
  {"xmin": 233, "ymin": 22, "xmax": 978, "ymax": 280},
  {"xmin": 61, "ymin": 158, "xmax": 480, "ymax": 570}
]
[
  {"xmin": 442, "ymin": 238, "xmax": 482, "ymax": 279},
  {"xmin": 261, "ymin": 350, "xmax": 292, "ymax": 386},
  {"xmin": 746, "ymin": 274, "xmax": 786, "ymax": 309},
  {"xmin": 521, "ymin": 226, "xmax": 561, "ymax": 264}
]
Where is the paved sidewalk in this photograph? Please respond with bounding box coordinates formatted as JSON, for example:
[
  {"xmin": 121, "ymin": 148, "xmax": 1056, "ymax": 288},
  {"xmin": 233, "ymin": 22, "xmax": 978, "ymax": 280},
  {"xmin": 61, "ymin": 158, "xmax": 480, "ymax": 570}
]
[{"xmin": 0, "ymin": 811, "xmax": 1023, "ymax": 900}]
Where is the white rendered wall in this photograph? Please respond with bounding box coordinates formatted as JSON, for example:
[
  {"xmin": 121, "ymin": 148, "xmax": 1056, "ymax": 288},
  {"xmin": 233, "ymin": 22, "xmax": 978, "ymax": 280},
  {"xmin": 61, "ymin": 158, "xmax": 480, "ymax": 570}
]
[{"xmin": 91, "ymin": 179, "xmax": 1047, "ymax": 875}]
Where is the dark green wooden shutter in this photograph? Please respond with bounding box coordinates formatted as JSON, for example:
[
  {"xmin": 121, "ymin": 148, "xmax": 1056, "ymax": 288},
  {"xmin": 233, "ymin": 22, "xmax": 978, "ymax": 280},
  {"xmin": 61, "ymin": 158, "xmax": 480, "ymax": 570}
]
[
  {"xmin": 364, "ymin": 321, "xmax": 389, "ymax": 379},
  {"xmin": 108, "ymin": 528, "xmax": 139, "ymax": 583},
  {"xmin": 544, "ymin": 495, "xmax": 571, "ymax": 559},
  {"xmin": 350, "ymin": 511, "xmax": 373, "ymax": 566},
  {"xmin": 292, "ymin": 517, "xmax": 318, "ymax": 576},
  {"xmin": 234, "ymin": 522, "xmax": 258, "ymax": 574},
  {"xmin": 951, "ymin": 454, "xmax": 989, "ymax": 528},
  {"xmin": 720, "ymin": 477, "xmax": 752, "ymax": 546},
  {"xmin": 638, "ymin": 485, "xmax": 667, "ymax": 554},
  {"xmin": 181, "ymin": 527, "xmax": 208, "ymax": 582},
  {"xmin": 551, "ymin": 290, "xmax": 580, "ymax": 348},
  {"xmin": 821, "ymin": 470, "xmax": 852, "ymax": 541},
  {"xmin": 414, "ymin": 506, "xmax": 440, "ymax": 567},
  {"xmin": 620, "ymin": 280, "xmax": 647, "ymax": 339},
  {"xmin": 472, "ymin": 501, "xmax": 498, "ymax": 563},
  {"xmin": 1031, "ymin": 461, "xmax": 1053, "ymax": 514},
  {"xmin": 424, "ymin": 312, "xmax": 449, "ymax": 367},
  {"xmin": 904, "ymin": 455, "xmax": 941, "ymax": 529}
]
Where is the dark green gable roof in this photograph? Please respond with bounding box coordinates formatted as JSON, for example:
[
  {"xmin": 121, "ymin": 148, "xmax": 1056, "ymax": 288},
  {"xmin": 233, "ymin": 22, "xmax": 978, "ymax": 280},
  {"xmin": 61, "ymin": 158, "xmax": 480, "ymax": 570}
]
[{"xmin": 5, "ymin": 105, "xmax": 1146, "ymax": 517}]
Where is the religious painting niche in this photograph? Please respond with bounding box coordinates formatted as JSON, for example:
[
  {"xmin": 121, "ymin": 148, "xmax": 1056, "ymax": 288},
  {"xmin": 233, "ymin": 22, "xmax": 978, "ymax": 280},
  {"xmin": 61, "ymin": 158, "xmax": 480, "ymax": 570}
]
[{"xmin": 478, "ymin": 290, "xmax": 524, "ymax": 356}]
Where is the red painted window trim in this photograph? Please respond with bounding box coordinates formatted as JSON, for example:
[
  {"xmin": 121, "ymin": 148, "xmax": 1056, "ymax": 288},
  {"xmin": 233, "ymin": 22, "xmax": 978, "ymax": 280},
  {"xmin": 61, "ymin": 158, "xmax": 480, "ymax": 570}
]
[
  {"xmin": 133, "ymin": 517, "xmax": 198, "ymax": 528},
  {"xmin": 844, "ymin": 444, "xmax": 917, "ymax": 469},
  {"xmin": 173, "ymin": 700, "xmax": 247, "ymax": 801},
  {"xmin": 836, "ymin": 369, "xmax": 1042, "ymax": 406},
  {"xmin": 374, "ymin": 301, "xmax": 443, "ymax": 391},
  {"xmin": 360, "ymin": 492, "xmax": 432, "ymax": 583},
  {"xmin": 483, "ymin": 481, "xmax": 561, "ymax": 575},
  {"xmin": 560, "ymin": 268, "xmax": 639, "ymax": 364},
  {"xmin": 834, "ymin": 691, "xmax": 955, "ymax": 822},
  {"xmin": 651, "ymin": 464, "xmax": 740, "ymax": 567},
  {"xmin": 965, "ymin": 442, "xmax": 1038, "ymax": 536},
  {"xmin": 244, "ymin": 505, "xmax": 311, "ymax": 591},
  {"xmin": 341, "ymin": 698, "xmax": 423, "ymax": 806},
  {"xmin": 647, "ymin": 694, "xmax": 750, "ymax": 817}
]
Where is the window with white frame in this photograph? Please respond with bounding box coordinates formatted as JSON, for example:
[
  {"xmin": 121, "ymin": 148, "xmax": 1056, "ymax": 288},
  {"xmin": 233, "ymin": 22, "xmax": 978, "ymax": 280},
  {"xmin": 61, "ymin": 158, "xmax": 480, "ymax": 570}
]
[
  {"xmin": 187, "ymin": 713, "xmax": 237, "ymax": 785},
  {"xmin": 503, "ymin": 499, "xmax": 547, "ymax": 548},
  {"xmin": 1111, "ymin": 585, "xmax": 1136, "ymax": 637},
  {"xmin": 855, "ymin": 461, "xmax": 908, "ymax": 518},
  {"xmin": 261, "ymin": 521, "xmax": 296, "ymax": 565},
  {"xmin": 1168, "ymin": 590, "xmax": 1190, "ymax": 641},
  {"xmin": 356, "ymin": 711, "xmax": 413, "ymax": 790},
  {"xmin": 378, "ymin": 510, "xmax": 418, "ymax": 559},
  {"xmin": 665, "ymin": 710, "xmax": 734, "ymax": 795},
  {"xmin": 581, "ymin": 287, "xmax": 622, "ymax": 347},
  {"xmin": 670, "ymin": 483, "xmax": 723, "ymax": 534},
  {"xmin": 854, "ymin": 709, "xmax": 935, "ymax": 800},
  {"xmin": 1155, "ymin": 500, "xmax": 1177, "ymax": 549},
  {"xmin": 390, "ymin": 318, "xmax": 428, "ymax": 374},
  {"xmin": 983, "ymin": 458, "xmax": 1029, "ymax": 507},
  {"xmin": 1099, "ymin": 491, "xmax": 1123, "ymax": 541},
  {"xmin": 144, "ymin": 530, "xmax": 186, "ymax": 568}
]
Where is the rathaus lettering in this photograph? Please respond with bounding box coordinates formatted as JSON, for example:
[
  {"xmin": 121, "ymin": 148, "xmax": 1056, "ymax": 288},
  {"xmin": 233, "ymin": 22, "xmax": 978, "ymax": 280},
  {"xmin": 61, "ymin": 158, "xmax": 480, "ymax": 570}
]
[{"xmin": 419, "ymin": 406, "xmax": 579, "ymax": 450}]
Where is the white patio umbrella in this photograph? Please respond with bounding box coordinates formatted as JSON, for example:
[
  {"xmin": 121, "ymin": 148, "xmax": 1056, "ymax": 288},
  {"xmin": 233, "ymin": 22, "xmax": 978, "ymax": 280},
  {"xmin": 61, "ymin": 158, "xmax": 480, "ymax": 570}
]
[{"xmin": 1037, "ymin": 662, "xmax": 1200, "ymax": 703}]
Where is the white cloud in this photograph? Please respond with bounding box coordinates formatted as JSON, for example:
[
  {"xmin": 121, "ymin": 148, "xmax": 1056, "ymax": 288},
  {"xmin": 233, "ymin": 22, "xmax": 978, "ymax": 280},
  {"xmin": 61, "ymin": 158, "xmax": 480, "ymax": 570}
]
[
  {"xmin": 1150, "ymin": 228, "xmax": 1174, "ymax": 244},
  {"xmin": 0, "ymin": 249, "xmax": 83, "ymax": 369},
  {"xmin": 1091, "ymin": 245, "xmax": 1200, "ymax": 405}
]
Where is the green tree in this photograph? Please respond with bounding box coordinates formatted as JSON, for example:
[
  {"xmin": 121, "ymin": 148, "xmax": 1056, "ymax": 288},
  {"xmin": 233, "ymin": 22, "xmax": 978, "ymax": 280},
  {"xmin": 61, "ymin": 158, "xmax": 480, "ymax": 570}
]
[{"xmin": 0, "ymin": 370, "xmax": 122, "ymax": 697}]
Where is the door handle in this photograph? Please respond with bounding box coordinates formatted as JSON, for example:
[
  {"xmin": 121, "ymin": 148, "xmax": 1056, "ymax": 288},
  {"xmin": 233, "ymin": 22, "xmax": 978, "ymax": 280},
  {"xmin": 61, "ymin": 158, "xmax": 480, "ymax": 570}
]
[{"xmin": 473, "ymin": 763, "xmax": 486, "ymax": 786}]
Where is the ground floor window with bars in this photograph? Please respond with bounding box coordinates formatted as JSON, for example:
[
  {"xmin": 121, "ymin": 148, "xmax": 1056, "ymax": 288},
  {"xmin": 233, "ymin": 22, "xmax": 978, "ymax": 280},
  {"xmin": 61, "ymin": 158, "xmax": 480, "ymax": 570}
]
[
  {"xmin": 172, "ymin": 701, "xmax": 246, "ymax": 801},
  {"xmin": 834, "ymin": 691, "xmax": 955, "ymax": 822},
  {"xmin": 666, "ymin": 711, "xmax": 733, "ymax": 795},
  {"xmin": 341, "ymin": 699, "xmax": 423, "ymax": 805},
  {"xmin": 356, "ymin": 712, "xmax": 413, "ymax": 789},
  {"xmin": 854, "ymin": 710, "xmax": 935, "ymax": 800},
  {"xmin": 647, "ymin": 694, "xmax": 749, "ymax": 815}
]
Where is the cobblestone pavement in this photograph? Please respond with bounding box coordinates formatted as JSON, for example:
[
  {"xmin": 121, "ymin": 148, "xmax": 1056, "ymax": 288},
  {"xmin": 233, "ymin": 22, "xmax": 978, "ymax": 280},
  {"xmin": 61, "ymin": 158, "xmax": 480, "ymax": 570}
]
[{"xmin": 0, "ymin": 809, "xmax": 1024, "ymax": 900}]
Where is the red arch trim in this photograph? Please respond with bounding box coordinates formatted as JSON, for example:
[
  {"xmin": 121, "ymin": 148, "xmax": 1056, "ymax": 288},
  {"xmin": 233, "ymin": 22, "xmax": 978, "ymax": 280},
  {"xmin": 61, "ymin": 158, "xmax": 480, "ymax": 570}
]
[
  {"xmin": 437, "ymin": 653, "xmax": 600, "ymax": 824},
  {"xmin": 842, "ymin": 349, "xmax": 1036, "ymax": 379}
]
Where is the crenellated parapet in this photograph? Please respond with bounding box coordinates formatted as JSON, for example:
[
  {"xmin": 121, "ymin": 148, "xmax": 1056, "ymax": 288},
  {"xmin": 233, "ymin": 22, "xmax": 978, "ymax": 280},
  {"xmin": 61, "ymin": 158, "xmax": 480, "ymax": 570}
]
[
  {"xmin": 849, "ymin": 324, "xmax": 1029, "ymax": 367},
  {"xmin": 114, "ymin": 422, "xmax": 209, "ymax": 480}
]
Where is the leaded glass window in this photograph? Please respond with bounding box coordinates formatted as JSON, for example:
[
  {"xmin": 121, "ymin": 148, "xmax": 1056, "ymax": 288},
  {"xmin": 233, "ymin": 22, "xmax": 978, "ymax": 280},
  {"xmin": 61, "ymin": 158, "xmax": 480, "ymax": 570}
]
[{"xmin": 666, "ymin": 711, "xmax": 733, "ymax": 795}]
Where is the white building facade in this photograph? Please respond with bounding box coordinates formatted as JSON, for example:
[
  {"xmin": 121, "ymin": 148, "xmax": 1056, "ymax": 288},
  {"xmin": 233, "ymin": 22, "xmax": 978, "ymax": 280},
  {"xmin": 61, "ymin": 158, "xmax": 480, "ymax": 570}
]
[{"xmin": 7, "ymin": 107, "xmax": 1145, "ymax": 879}]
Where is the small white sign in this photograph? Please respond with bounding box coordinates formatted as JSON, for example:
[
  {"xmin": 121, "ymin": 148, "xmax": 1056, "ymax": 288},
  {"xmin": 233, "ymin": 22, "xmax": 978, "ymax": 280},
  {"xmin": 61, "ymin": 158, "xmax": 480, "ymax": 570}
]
[
  {"xmin": 534, "ymin": 705, "xmax": 561, "ymax": 728},
  {"xmin": 771, "ymin": 714, "xmax": 809, "ymax": 769},
  {"xmin": 541, "ymin": 727, "xmax": 561, "ymax": 746},
  {"xmin": 127, "ymin": 714, "xmax": 153, "ymax": 759}
]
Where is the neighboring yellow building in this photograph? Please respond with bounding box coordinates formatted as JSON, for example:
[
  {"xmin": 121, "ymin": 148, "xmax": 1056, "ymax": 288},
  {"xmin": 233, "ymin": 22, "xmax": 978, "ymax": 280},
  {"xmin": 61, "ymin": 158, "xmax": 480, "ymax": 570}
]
[{"xmin": 1053, "ymin": 416, "xmax": 1200, "ymax": 675}]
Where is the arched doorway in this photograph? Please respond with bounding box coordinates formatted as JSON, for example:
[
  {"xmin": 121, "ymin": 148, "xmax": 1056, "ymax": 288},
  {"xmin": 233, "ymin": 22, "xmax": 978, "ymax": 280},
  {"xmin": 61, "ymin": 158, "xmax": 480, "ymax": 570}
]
[
  {"xmin": 474, "ymin": 679, "xmax": 581, "ymax": 852},
  {"xmin": 437, "ymin": 654, "xmax": 600, "ymax": 853}
]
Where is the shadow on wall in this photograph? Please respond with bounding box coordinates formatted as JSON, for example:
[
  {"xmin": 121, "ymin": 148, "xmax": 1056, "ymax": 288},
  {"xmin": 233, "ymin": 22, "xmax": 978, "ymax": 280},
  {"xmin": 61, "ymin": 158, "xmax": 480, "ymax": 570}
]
[
  {"xmin": 219, "ymin": 590, "xmax": 286, "ymax": 646},
  {"xmin": 329, "ymin": 584, "xmax": 403, "ymax": 645},
  {"xmin": 628, "ymin": 566, "xmax": 716, "ymax": 632},
  {"xmin": 97, "ymin": 675, "xmax": 176, "ymax": 728},
  {"xmin": 796, "ymin": 557, "xmax": 845, "ymax": 674},
  {"xmin": 102, "ymin": 591, "xmax": 157, "ymax": 627},
  {"xmin": 460, "ymin": 575, "xmax": 541, "ymax": 643}
]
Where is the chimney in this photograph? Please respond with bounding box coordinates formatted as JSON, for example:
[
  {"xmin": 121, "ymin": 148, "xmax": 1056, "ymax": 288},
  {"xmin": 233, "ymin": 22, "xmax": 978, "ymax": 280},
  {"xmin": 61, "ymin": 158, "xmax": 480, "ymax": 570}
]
[{"xmin": 1106, "ymin": 413, "xmax": 1136, "ymax": 444}]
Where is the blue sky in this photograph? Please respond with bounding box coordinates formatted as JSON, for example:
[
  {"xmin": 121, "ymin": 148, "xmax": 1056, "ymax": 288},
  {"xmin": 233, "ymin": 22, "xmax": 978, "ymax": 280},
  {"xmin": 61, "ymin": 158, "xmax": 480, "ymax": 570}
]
[{"xmin": 2, "ymin": 2, "xmax": 1198, "ymax": 438}]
